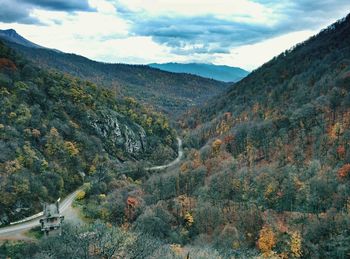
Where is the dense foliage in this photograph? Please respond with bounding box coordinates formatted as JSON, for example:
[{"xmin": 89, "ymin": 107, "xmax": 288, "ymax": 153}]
[
  {"xmin": 176, "ymin": 14, "xmax": 350, "ymax": 257},
  {"xmin": 0, "ymin": 221, "xmax": 225, "ymax": 259},
  {"xmin": 0, "ymin": 41, "xmax": 176, "ymax": 225},
  {"xmin": 1, "ymin": 13, "xmax": 350, "ymax": 259},
  {"xmin": 47, "ymin": 15, "xmax": 350, "ymax": 258},
  {"xmin": 4, "ymin": 40, "xmax": 228, "ymax": 115}
]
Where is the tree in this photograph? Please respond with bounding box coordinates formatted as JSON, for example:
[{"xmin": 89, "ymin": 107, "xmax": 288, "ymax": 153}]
[
  {"xmin": 64, "ymin": 141, "xmax": 79, "ymax": 157},
  {"xmin": 338, "ymin": 164, "xmax": 350, "ymax": 179},
  {"xmin": 290, "ymin": 231, "xmax": 302, "ymax": 258},
  {"xmin": 184, "ymin": 212, "xmax": 194, "ymax": 227},
  {"xmin": 212, "ymin": 139, "xmax": 223, "ymax": 155},
  {"xmin": 258, "ymin": 226, "xmax": 276, "ymax": 257}
]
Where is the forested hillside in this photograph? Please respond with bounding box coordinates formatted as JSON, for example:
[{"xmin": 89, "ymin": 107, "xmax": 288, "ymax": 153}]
[
  {"xmin": 173, "ymin": 14, "xmax": 350, "ymax": 257},
  {"xmin": 1, "ymin": 36, "xmax": 228, "ymax": 115},
  {"xmin": 0, "ymin": 40, "xmax": 176, "ymax": 226},
  {"xmin": 2, "ymin": 12, "xmax": 350, "ymax": 259}
]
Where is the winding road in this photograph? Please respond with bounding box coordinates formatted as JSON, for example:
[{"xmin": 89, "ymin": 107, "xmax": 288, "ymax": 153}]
[
  {"xmin": 146, "ymin": 137, "xmax": 183, "ymax": 170},
  {"xmin": 0, "ymin": 137, "xmax": 183, "ymax": 240}
]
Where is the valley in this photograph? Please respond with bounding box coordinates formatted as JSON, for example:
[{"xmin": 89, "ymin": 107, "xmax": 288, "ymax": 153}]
[
  {"xmin": 0, "ymin": 5, "xmax": 350, "ymax": 259},
  {"xmin": 0, "ymin": 29, "xmax": 230, "ymax": 116}
]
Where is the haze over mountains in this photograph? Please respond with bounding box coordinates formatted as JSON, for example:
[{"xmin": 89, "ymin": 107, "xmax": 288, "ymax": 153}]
[
  {"xmin": 149, "ymin": 62, "xmax": 249, "ymax": 82},
  {"xmin": 0, "ymin": 29, "xmax": 229, "ymax": 115}
]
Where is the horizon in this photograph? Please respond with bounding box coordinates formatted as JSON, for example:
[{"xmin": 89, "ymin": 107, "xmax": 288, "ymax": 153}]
[
  {"xmin": 0, "ymin": 28, "xmax": 250, "ymax": 72},
  {"xmin": 1, "ymin": 2, "xmax": 350, "ymax": 257},
  {"xmin": 0, "ymin": 1, "xmax": 349, "ymax": 70}
]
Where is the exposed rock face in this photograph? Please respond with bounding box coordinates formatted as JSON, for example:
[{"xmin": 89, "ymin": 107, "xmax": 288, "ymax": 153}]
[
  {"xmin": 124, "ymin": 125, "xmax": 146, "ymax": 154},
  {"xmin": 0, "ymin": 214, "xmax": 9, "ymax": 226},
  {"xmin": 91, "ymin": 111, "xmax": 122, "ymax": 139},
  {"xmin": 90, "ymin": 110, "xmax": 146, "ymax": 158}
]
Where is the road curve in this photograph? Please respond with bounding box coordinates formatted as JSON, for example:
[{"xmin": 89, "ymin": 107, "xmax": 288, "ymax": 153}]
[
  {"xmin": 0, "ymin": 137, "xmax": 183, "ymax": 239},
  {"xmin": 147, "ymin": 137, "xmax": 183, "ymax": 170}
]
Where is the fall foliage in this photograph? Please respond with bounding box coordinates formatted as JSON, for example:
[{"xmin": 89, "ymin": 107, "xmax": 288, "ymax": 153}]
[
  {"xmin": 212, "ymin": 139, "xmax": 223, "ymax": 155},
  {"xmin": 290, "ymin": 231, "xmax": 302, "ymax": 258},
  {"xmin": 0, "ymin": 58, "xmax": 16, "ymax": 70},
  {"xmin": 338, "ymin": 164, "xmax": 350, "ymax": 178},
  {"xmin": 257, "ymin": 226, "xmax": 276, "ymax": 257}
]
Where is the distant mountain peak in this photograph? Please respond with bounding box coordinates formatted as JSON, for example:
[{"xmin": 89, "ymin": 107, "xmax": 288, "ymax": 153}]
[
  {"xmin": 149, "ymin": 62, "xmax": 249, "ymax": 82},
  {"xmin": 3, "ymin": 29, "xmax": 16, "ymax": 34},
  {"xmin": 0, "ymin": 28, "xmax": 43, "ymax": 49}
]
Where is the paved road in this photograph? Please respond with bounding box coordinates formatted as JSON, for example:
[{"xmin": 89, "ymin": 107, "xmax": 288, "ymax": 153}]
[
  {"xmin": 0, "ymin": 137, "xmax": 183, "ymax": 239},
  {"xmin": 0, "ymin": 190, "xmax": 80, "ymax": 240},
  {"xmin": 147, "ymin": 137, "xmax": 183, "ymax": 170}
]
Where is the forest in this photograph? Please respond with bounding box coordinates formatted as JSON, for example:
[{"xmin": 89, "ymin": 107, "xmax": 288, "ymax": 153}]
[
  {"xmin": 4, "ymin": 41, "xmax": 229, "ymax": 115},
  {"xmin": 1, "ymin": 12, "xmax": 350, "ymax": 259},
  {"xmin": 0, "ymin": 40, "xmax": 176, "ymax": 226}
]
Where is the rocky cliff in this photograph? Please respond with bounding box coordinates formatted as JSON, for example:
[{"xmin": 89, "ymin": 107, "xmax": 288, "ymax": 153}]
[{"xmin": 90, "ymin": 110, "xmax": 147, "ymax": 160}]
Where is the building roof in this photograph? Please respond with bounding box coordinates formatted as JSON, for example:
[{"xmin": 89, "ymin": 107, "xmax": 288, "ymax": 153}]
[{"xmin": 43, "ymin": 203, "xmax": 60, "ymax": 218}]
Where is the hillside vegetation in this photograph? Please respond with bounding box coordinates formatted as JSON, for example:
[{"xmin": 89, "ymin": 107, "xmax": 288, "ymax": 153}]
[
  {"xmin": 174, "ymin": 14, "xmax": 350, "ymax": 257},
  {"xmin": 3, "ymin": 39, "xmax": 228, "ymax": 115},
  {"xmin": 0, "ymin": 41, "xmax": 176, "ymax": 225},
  {"xmin": 2, "ymin": 14, "xmax": 350, "ymax": 259}
]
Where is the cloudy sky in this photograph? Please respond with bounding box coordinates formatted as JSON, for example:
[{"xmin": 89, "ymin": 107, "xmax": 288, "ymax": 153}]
[{"xmin": 0, "ymin": 0, "xmax": 349, "ymax": 70}]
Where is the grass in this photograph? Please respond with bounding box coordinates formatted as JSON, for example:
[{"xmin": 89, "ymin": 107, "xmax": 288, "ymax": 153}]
[{"xmin": 24, "ymin": 226, "xmax": 43, "ymax": 240}]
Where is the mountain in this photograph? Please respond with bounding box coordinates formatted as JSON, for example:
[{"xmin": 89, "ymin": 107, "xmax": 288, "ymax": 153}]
[
  {"xmin": 0, "ymin": 29, "xmax": 43, "ymax": 49},
  {"xmin": 149, "ymin": 62, "xmax": 249, "ymax": 82},
  {"xmin": 175, "ymin": 14, "xmax": 350, "ymax": 257},
  {"xmin": 0, "ymin": 31, "xmax": 229, "ymax": 115},
  {"xmin": 2, "ymin": 14, "xmax": 350, "ymax": 259},
  {"xmin": 185, "ymin": 15, "xmax": 350, "ymax": 132},
  {"xmin": 0, "ymin": 40, "xmax": 176, "ymax": 225}
]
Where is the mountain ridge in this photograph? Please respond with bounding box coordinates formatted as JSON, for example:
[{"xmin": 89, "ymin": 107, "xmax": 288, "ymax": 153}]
[
  {"xmin": 0, "ymin": 30, "xmax": 229, "ymax": 115},
  {"xmin": 149, "ymin": 62, "xmax": 249, "ymax": 82},
  {"xmin": 186, "ymin": 14, "xmax": 350, "ymax": 127},
  {"xmin": 175, "ymin": 13, "xmax": 350, "ymax": 257},
  {"xmin": 1, "ymin": 12, "xmax": 350, "ymax": 259},
  {"xmin": 0, "ymin": 29, "xmax": 43, "ymax": 49}
]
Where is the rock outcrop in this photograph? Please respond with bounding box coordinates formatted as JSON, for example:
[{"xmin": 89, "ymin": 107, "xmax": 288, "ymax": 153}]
[{"xmin": 90, "ymin": 110, "xmax": 146, "ymax": 158}]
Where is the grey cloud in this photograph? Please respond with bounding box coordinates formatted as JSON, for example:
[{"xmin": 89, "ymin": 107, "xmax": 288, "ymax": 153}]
[
  {"xmin": 20, "ymin": 0, "xmax": 95, "ymax": 12},
  {"xmin": 0, "ymin": 0, "xmax": 41, "ymax": 24},
  {"xmin": 130, "ymin": 15, "xmax": 292, "ymax": 54},
  {"xmin": 0, "ymin": 0, "xmax": 95, "ymax": 24},
  {"xmin": 253, "ymin": 0, "xmax": 350, "ymax": 25},
  {"xmin": 114, "ymin": 0, "xmax": 350, "ymax": 55}
]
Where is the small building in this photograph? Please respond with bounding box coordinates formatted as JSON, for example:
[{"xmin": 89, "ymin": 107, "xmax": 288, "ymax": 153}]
[{"xmin": 39, "ymin": 202, "xmax": 64, "ymax": 236}]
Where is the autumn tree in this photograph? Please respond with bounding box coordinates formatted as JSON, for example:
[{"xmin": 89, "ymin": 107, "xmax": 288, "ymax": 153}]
[
  {"xmin": 290, "ymin": 231, "xmax": 302, "ymax": 258},
  {"xmin": 212, "ymin": 139, "xmax": 223, "ymax": 155},
  {"xmin": 258, "ymin": 226, "xmax": 276, "ymax": 257},
  {"xmin": 338, "ymin": 164, "xmax": 350, "ymax": 179}
]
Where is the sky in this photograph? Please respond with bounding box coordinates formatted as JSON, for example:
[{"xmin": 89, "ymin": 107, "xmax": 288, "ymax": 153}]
[{"xmin": 0, "ymin": 0, "xmax": 349, "ymax": 70}]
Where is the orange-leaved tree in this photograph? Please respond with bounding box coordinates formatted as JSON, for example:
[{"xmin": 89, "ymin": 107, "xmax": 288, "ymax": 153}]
[
  {"xmin": 257, "ymin": 226, "xmax": 276, "ymax": 257},
  {"xmin": 338, "ymin": 164, "xmax": 350, "ymax": 179}
]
